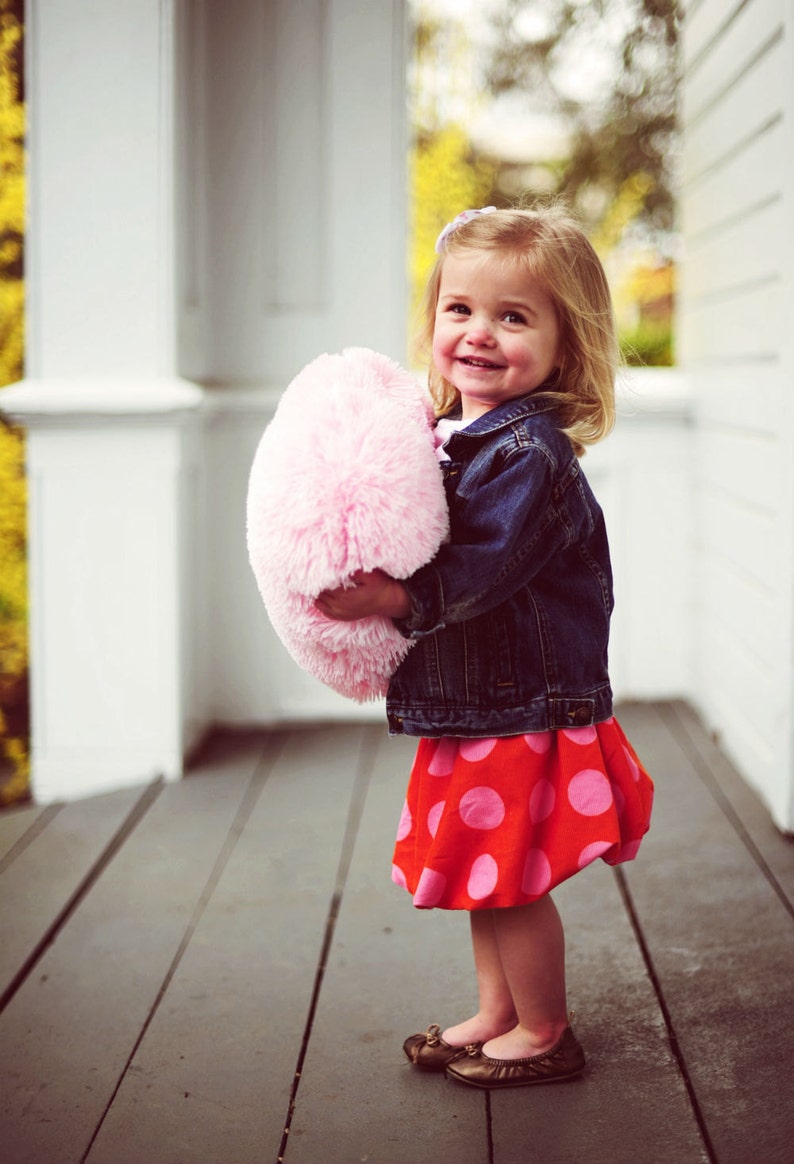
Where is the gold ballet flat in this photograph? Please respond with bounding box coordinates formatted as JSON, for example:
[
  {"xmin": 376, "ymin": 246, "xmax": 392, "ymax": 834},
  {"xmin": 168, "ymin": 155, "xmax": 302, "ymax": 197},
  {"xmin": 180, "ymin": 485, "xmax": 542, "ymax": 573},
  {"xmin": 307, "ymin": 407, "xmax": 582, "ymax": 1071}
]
[
  {"xmin": 445, "ymin": 1025, "xmax": 586, "ymax": 1089},
  {"xmin": 403, "ymin": 1023, "xmax": 479, "ymax": 1072}
]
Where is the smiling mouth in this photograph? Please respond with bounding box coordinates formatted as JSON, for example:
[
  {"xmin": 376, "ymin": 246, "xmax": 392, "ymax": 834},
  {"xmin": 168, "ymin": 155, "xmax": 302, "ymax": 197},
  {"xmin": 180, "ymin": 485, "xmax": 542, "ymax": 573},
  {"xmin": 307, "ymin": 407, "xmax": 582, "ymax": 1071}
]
[{"xmin": 459, "ymin": 356, "xmax": 503, "ymax": 369}]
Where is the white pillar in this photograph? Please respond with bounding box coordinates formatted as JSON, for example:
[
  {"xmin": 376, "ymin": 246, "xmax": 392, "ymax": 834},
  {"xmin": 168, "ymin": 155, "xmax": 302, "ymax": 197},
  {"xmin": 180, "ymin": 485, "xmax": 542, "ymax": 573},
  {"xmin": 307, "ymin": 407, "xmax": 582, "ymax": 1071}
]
[
  {"xmin": 1, "ymin": 1, "xmax": 208, "ymax": 801},
  {"xmin": 2, "ymin": 0, "xmax": 410, "ymax": 800}
]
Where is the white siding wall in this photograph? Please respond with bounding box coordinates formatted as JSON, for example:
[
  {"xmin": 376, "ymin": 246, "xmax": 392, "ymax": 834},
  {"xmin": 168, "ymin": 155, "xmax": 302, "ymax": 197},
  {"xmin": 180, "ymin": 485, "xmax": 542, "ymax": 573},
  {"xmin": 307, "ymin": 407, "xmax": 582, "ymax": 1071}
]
[{"xmin": 681, "ymin": 0, "xmax": 794, "ymax": 829}]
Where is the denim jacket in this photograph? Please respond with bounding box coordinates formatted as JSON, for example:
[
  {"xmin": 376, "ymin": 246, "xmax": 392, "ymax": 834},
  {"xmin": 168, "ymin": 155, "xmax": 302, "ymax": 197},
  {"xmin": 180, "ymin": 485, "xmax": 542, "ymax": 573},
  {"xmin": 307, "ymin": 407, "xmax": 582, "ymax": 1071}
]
[{"xmin": 386, "ymin": 392, "xmax": 614, "ymax": 737}]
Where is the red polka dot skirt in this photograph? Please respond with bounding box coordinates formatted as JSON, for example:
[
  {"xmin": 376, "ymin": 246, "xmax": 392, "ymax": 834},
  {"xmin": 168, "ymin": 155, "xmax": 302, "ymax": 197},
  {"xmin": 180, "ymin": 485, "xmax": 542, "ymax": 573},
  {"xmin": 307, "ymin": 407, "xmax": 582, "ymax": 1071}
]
[{"xmin": 391, "ymin": 717, "xmax": 653, "ymax": 910}]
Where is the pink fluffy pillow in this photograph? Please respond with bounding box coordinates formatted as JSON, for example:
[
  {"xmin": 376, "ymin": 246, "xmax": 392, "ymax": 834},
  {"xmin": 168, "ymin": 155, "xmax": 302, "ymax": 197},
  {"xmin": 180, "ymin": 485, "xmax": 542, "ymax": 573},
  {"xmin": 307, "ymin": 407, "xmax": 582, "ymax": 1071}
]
[{"xmin": 246, "ymin": 347, "xmax": 448, "ymax": 701}]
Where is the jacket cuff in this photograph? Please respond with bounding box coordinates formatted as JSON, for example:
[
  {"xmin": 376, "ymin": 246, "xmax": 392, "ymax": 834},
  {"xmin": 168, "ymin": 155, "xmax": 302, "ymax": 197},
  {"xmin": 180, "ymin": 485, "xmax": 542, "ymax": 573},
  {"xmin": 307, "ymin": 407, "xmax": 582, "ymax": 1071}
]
[{"xmin": 394, "ymin": 567, "xmax": 446, "ymax": 639}]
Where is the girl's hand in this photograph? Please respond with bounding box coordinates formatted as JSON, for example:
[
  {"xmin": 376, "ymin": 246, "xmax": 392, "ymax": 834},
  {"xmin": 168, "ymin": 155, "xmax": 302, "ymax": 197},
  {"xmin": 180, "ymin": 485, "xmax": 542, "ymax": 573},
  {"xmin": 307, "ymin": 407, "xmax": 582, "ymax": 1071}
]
[{"xmin": 316, "ymin": 569, "xmax": 411, "ymax": 622}]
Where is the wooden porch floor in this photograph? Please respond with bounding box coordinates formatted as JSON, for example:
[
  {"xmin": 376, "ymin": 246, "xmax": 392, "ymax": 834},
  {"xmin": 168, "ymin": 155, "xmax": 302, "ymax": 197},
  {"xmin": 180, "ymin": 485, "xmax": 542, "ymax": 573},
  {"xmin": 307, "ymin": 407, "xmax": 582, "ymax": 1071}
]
[{"xmin": 1, "ymin": 702, "xmax": 792, "ymax": 1164}]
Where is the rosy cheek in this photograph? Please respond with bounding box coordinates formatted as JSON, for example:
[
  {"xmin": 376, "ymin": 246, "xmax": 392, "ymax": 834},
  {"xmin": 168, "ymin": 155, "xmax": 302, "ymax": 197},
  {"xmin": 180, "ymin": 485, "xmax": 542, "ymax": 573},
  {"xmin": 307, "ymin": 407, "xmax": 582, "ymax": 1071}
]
[{"xmin": 432, "ymin": 333, "xmax": 448, "ymax": 367}]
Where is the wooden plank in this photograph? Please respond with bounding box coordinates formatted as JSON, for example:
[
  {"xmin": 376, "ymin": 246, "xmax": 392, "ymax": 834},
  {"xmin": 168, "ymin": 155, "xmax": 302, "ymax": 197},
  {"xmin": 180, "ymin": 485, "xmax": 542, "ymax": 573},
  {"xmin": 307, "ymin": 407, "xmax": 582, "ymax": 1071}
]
[
  {"xmin": 0, "ymin": 732, "xmax": 278, "ymax": 1164},
  {"xmin": 0, "ymin": 786, "xmax": 150, "ymax": 1002},
  {"xmin": 289, "ymin": 728, "xmax": 706, "ymax": 1164},
  {"xmin": 0, "ymin": 801, "xmax": 54, "ymax": 863},
  {"xmin": 669, "ymin": 702, "xmax": 794, "ymax": 895},
  {"xmin": 82, "ymin": 725, "xmax": 370, "ymax": 1164},
  {"xmin": 286, "ymin": 729, "xmax": 493, "ymax": 1164},
  {"xmin": 617, "ymin": 704, "xmax": 794, "ymax": 1163},
  {"xmin": 678, "ymin": 670, "xmax": 792, "ymax": 840},
  {"xmin": 490, "ymin": 866, "xmax": 708, "ymax": 1164},
  {"xmin": 693, "ymin": 649, "xmax": 786, "ymax": 798},
  {"xmin": 0, "ymin": 710, "xmax": 788, "ymax": 1163},
  {"xmin": 489, "ymin": 703, "xmax": 709, "ymax": 1163}
]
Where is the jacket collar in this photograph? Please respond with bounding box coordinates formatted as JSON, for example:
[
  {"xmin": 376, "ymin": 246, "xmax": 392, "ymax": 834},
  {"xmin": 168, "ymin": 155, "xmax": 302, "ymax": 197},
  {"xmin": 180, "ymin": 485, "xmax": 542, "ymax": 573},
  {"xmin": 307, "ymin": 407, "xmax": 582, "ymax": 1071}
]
[{"xmin": 443, "ymin": 390, "xmax": 558, "ymax": 439}]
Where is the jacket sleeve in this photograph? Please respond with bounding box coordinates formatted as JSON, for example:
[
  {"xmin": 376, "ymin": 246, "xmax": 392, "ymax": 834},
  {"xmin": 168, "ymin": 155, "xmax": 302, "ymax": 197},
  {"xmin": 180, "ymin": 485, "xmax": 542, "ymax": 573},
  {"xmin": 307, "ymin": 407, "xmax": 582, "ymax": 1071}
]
[{"xmin": 396, "ymin": 441, "xmax": 580, "ymax": 638}]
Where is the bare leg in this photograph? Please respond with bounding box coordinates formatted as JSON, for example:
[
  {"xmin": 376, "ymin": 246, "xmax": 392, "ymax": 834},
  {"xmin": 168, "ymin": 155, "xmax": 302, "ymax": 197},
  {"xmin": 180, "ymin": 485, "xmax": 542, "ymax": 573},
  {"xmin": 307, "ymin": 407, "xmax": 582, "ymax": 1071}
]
[
  {"xmin": 483, "ymin": 895, "xmax": 569, "ymax": 1059},
  {"xmin": 441, "ymin": 910, "xmax": 518, "ymax": 1046}
]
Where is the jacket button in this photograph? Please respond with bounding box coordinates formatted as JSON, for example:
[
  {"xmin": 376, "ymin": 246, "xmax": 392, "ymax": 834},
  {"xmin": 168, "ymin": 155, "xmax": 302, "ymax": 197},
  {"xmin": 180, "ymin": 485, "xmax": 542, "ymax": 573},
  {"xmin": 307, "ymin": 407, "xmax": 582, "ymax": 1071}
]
[{"xmin": 569, "ymin": 706, "xmax": 590, "ymax": 724}]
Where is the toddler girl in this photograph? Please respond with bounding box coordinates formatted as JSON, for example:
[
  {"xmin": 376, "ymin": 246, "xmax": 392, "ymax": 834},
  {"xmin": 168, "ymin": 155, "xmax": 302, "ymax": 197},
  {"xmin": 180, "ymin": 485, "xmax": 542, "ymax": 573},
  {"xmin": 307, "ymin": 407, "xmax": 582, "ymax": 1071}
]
[{"xmin": 316, "ymin": 204, "xmax": 653, "ymax": 1089}]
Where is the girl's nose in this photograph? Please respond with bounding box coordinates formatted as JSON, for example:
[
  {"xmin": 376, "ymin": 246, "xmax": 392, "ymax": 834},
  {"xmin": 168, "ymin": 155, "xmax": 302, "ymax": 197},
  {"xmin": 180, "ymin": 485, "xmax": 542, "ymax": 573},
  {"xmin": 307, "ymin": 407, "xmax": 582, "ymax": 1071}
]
[{"xmin": 466, "ymin": 318, "xmax": 496, "ymax": 346}]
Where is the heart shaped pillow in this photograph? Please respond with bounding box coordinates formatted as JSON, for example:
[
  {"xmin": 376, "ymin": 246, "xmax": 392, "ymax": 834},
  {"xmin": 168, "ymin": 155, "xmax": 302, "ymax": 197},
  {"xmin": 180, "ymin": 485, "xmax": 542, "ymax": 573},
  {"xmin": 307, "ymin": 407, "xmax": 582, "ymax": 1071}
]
[{"xmin": 246, "ymin": 347, "xmax": 448, "ymax": 701}]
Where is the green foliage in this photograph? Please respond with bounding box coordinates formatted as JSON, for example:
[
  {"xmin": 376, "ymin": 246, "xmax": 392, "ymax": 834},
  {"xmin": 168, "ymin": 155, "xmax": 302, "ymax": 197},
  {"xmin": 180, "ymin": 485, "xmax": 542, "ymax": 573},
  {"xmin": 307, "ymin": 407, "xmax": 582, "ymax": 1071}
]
[{"xmin": 621, "ymin": 321, "xmax": 673, "ymax": 367}]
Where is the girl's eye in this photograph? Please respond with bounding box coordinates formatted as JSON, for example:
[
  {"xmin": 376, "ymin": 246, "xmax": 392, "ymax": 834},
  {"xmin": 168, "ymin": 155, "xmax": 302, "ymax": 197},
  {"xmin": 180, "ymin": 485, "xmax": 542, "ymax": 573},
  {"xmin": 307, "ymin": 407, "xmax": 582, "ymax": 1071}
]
[
  {"xmin": 449, "ymin": 303, "xmax": 470, "ymax": 315},
  {"xmin": 503, "ymin": 311, "xmax": 526, "ymax": 324}
]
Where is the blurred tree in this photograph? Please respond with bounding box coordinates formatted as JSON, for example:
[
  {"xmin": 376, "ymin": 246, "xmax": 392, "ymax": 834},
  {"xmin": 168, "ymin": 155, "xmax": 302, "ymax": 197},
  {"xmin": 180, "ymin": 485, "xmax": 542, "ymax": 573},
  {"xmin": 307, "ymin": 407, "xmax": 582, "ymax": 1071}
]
[
  {"xmin": 484, "ymin": 0, "xmax": 681, "ymax": 241},
  {"xmin": 484, "ymin": 0, "xmax": 681, "ymax": 364},
  {"xmin": 0, "ymin": 0, "xmax": 28, "ymax": 804},
  {"xmin": 409, "ymin": 0, "xmax": 680, "ymax": 365}
]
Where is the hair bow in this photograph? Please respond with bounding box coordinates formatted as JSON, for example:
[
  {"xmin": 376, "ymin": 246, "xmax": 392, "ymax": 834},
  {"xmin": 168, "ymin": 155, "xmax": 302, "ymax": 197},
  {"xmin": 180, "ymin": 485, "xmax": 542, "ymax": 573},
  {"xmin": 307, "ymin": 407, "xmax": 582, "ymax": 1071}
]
[{"xmin": 434, "ymin": 206, "xmax": 498, "ymax": 254}]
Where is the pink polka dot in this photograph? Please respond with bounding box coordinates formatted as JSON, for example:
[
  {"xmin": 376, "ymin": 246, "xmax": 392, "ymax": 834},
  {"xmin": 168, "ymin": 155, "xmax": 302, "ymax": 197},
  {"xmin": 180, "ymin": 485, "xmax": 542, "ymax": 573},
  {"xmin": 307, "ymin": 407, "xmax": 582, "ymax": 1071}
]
[
  {"xmin": 391, "ymin": 864, "xmax": 407, "ymax": 889},
  {"xmin": 396, "ymin": 800, "xmax": 412, "ymax": 841},
  {"xmin": 568, "ymin": 769, "xmax": 613, "ymax": 816},
  {"xmin": 521, "ymin": 848, "xmax": 552, "ymax": 897},
  {"xmin": 467, "ymin": 854, "xmax": 499, "ymax": 900},
  {"xmin": 428, "ymin": 738, "xmax": 458, "ymax": 775},
  {"xmin": 459, "ymin": 737, "xmax": 498, "ymax": 762},
  {"xmin": 623, "ymin": 745, "xmax": 641, "ymax": 782},
  {"xmin": 577, "ymin": 840, "xmax": 613, "ymax": 868},
  {"xmin": 413, "ymin": 867, "xmax": 446, "ymax": 908},
  {"xmin": 459, "ymin": 786, "xmax": 505, "ymax": 830},
  {"xmin": 427, "ymin": 801, "xmax": 445, "ymax": 838},
  {"xmin": 524, "ymin": 731, "xmax": 552, "ymax": 753},
  {"xmin": 529, "ymin": 778, "xmax": 556, "ymax": 823},
  {"xmin": 563, "ymin": 725, "xmax": 597, "ymax": 744}
]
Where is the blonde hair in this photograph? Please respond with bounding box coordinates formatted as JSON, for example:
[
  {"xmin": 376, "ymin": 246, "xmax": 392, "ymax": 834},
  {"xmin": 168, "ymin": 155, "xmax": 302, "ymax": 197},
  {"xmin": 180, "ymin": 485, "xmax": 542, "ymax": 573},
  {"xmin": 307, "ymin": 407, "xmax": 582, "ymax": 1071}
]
[{"xmin": 415, "ymin": 204, "xmax": 619, "ymax": 455}]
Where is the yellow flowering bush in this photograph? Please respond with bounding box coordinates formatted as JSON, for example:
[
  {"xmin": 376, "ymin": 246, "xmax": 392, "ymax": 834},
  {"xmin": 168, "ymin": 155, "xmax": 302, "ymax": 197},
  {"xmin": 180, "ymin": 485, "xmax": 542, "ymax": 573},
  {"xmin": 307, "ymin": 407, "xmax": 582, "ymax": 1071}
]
[
  {"xmin": 408, "ymin": 123, "xmax": 495, "ymax": 334},
  {"xmin": 0, "ymin": 0, "xmax": 28, "ymax": 804},
  {"xmin": 407, "ymin": 7, "xmax": 496, "ymax": 338}
]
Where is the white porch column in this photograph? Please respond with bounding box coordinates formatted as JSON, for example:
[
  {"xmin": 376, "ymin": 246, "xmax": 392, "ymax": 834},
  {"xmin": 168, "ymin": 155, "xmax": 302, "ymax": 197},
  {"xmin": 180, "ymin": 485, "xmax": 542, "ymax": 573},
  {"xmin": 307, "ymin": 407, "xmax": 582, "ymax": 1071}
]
[{"xmin": 1, "ymin": 0, "xmax": 208, "ymax": 801}]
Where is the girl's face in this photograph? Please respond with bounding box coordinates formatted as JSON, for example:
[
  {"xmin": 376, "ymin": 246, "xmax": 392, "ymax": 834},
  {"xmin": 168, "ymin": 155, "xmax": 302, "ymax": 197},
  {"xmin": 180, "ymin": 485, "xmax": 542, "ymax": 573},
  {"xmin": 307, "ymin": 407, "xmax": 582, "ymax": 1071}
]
[{"xmin": 432, "ymin": 251, "xmax": 561, "ymax": 420}]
